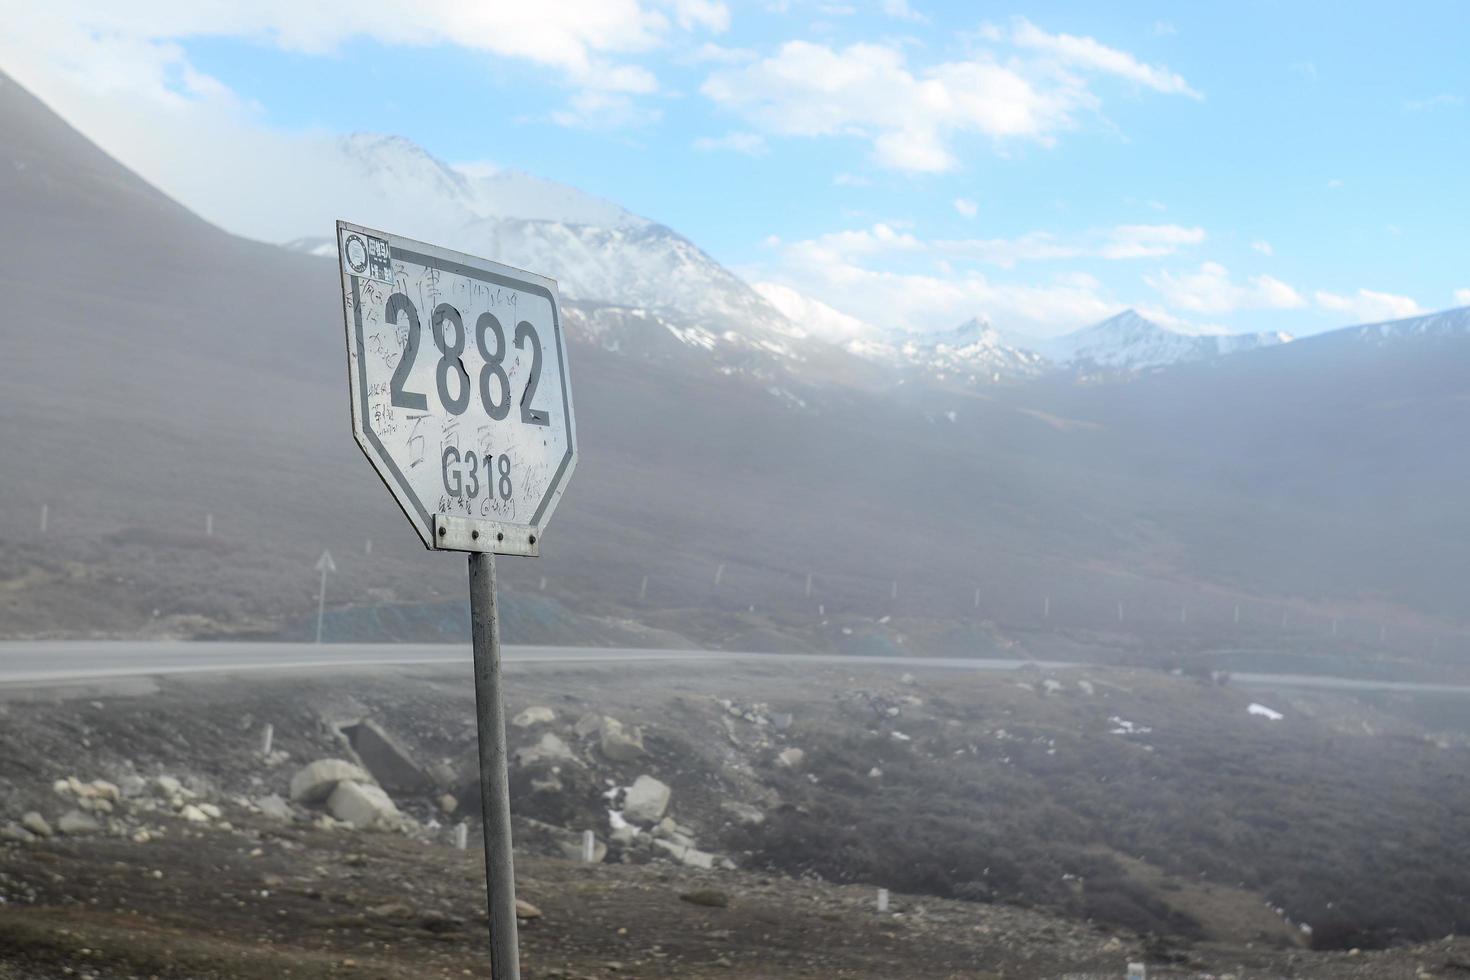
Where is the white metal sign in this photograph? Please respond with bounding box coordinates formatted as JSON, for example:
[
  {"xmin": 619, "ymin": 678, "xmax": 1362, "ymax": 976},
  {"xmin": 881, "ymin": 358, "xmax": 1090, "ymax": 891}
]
[{"xmin": 336, "ymin": 221, "xmax": 577, "ymax": 555}]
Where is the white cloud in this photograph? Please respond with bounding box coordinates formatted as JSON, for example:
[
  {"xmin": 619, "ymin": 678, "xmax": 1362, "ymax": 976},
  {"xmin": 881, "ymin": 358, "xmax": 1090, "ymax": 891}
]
[
  {"xmin": 833, "ymin": 172, "xmax": 872, "ymax": 187},
  {"xmin": 1146, "ymin": 262, "xmax": 1305, "ymax": 314},
  {"xmin": 763, "ymin": 244, "xmax": 1115, "ymax": 335},
  {"xmin": 683, "ymin": 41, "xmax": 757, "ymax": 64},
  {"xmin": 1250, "ymin": 240, "xmax": 1274, "ymax": 256},
  {"xmin": 1404, "ymin": 93, "xmax": 1463, "ymax": 112},
  {"xmin": 953, "ymin": 197, "xmax": 978, "ymax": 218},
  {"xmin": 792, "ymin": 221, "xmax": 1204, "ymax": 270},
  {"xmin": 1314, "ymin": 289, "xmax": 1423, "ymax": 322},
  {"xmin": 551, "ymin": 90, "xmax": 663, "ymax": 128},
  {"xmin": 1152, "ymin": 20, "xmax": 1177, "ymax": 36},
  {"xmin": 757, "ymin": 221, "xmax": 1214, "ymax": 335},
  {"xmin": 881, "ymin": 0, "xmax": 928, "ymax": 23},
  {"xmin": 1326, "ymin": 178, "xmax": 1345, "ymax": 190},
  {"xmin": 1004, "ymin": 18, "xmax": 1202, "ymax": 98},
  {"xmin": 693, "ymin": 131, "xmax": 769, "ymax": 155},
  {"xmin": 2, "ymin": 0, "xmax": 727, "ymax": 134},
  {"xmin": 754, "ymin": 281, "xmax": 881, "ymax": 341},
  {"xmin": 1455, "ymin": 289, "xmax": 1470, "ymax": 306},
  {"xmin": 701, "ymin": 24, "xmax": 1198, "ymax": 172}
]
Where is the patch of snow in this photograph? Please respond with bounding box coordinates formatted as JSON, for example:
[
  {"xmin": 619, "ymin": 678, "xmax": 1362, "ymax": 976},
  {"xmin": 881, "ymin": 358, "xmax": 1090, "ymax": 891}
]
[{"xmin": 1248, "ymin": 702, "xmax": 1284, "ymax": 721}]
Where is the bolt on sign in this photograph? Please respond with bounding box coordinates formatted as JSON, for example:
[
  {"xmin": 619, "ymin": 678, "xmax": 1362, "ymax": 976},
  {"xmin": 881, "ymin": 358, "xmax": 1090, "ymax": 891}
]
[
  {"xmin": 337, "ymin": 221, "xmax": 577, "ymax": 555},
  {"xmin": 337, "ymin": 220, "xmax": 578, "ymax": 980}
]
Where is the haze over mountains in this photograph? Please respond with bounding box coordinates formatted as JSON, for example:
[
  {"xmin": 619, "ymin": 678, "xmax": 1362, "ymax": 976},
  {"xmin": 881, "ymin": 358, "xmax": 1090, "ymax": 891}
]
[{"xmin": 2, "ymin": 68, "xmax": 1468, "ymax": 653}]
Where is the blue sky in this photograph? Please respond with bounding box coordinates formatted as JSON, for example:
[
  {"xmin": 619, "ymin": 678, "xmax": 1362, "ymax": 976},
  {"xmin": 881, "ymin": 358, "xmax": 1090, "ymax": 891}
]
[{"xmin": 4, "ymin": 1, "xmax": 1467, "ymax": 337}]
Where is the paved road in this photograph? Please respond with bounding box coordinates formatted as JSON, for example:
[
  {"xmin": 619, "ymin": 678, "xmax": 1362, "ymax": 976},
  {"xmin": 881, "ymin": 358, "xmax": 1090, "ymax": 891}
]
[
  {"xmin": 0, "ymin": 642, "xmax": 1058, "ymax": 685},
  {"xmin": 1, "ymin": 641, "xmax": 1468, "ymax": 697}
]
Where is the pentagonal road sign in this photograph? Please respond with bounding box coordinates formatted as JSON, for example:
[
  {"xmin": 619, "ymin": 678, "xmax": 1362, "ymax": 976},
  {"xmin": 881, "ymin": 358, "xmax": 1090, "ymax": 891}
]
[{"xmin": 336, "ymin": 220, "xmax": 577, "ymax": 555}]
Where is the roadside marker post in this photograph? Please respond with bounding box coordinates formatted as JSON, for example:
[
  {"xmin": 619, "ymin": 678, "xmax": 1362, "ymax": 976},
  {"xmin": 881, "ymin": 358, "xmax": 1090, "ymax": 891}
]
[
  {"xmin": 876, "ymin": 888, "xmax": 889, "ymax": 912},
  {"xmin": 314, "ymin": 550, "xmax": 336, "ymax": 644},
  {"xmin": 336, "ymin": 221, "xmax": 578, "ymax": 980}
]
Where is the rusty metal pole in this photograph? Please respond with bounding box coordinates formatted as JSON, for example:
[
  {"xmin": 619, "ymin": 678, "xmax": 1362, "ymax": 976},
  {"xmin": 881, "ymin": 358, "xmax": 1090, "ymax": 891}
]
[{"xmin": 469, "ymin": 552, "xmax": 520, "ymax": 979}]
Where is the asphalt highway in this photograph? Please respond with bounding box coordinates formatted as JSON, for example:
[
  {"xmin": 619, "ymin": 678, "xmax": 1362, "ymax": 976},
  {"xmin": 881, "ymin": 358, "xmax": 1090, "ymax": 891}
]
[{"xmin": 0, "ymin": 641, "xmax": 1466, "ymax": 697}]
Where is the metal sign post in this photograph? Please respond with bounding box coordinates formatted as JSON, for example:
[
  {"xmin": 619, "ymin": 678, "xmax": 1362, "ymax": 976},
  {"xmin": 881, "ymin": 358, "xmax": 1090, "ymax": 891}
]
[
  {"xmin": 335, "ymin": 221, "xmax": 578, "ymax": 979},
  {"xmin": 469, "ymin": 552, "xmax": 519, "ymax": 977}
]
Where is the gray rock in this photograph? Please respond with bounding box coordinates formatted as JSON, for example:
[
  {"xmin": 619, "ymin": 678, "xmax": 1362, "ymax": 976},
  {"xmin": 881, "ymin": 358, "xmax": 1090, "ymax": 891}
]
[
  {"xmin": 154, "ymin": 775, "xmax": 182, "ymax": 797},
  {"xmin": 622, "ymin": 774, "xmax": 671, "ymax": 824},
  {"xmin": 680, "ymin": 889, "xmax": 730, "ymax": 908},
  {"xmin": 573, "ymin": 712, "xmax": 604, "ymax": 737},
  {"xmin": 1, "ymin": 822, "xmax": 35, "ymax": 843},
  {"xmin": 57, "ymin": 809, "xmax": 102, "ymax": 835},
  {"xmin": 776, "ymin": 747, "xmax": 805, "ymax": 769},
  {"xmin": 118, "ymin": 774, "xmax": 147, "ymax": 799},
  {"xmin": 21, "ymin": 812, "xmax": 53, "ymax": 838},
  {"xmin": 327, "ymin": 781, "xmax": 401, "ymax": 829},
  {"xmin": 255, "ymin": 794, "xmax": 292, "ymax": 822},
  {"xmin": 512, "ymin": 706, "xmax": 557, "ymax": 728},
  {"xmin": 721, "ymin": 801, "xmax": 765, "ymax": 826},
  {"xmin": 344, "ymin": 721, "xmax": 432, "ymax": 795},
  {"xmin": 558, "ymin": 835, "xmax": 608, "ymax": 864},
  {"xmin": 599, "ymin": 718, "xmax": 646, "ymax": 763},
  {"xmin": 289, "ymin": 759, "xmax": 373, "ymax": 804},
  {"xmin": 652, "ymin": 838, "xmax": 716, "ymax": 869},
  {"xmin": 515, "ymin": 732, "xmax": 576, "ymax": 768}
]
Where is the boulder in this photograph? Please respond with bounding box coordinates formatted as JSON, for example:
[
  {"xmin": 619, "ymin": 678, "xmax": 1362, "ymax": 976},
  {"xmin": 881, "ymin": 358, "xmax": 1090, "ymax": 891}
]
[
  {"xmin": 558, "ymin": 835, "xmax": 608, "ymax": 864},
  {"xmin": 341, "ymin": 721, "xmax": 433, "ymax": 795},
  {"xmin": 255, "ymin": 794, "xmax": 292, "ymax": 822},
  {"xmin": 680, "ymin": 889, "xmax": 730, "ymax": 908},
  {"xmin": 327, "ymin": 781, "xmax": 401, "ymax": 830},
  {"xmin": 652, "ymin": 838, "xmax": 716, "ymax": 869},
  {"xmin": 512, "ymin": 706, "xmax": 557, "ymax": 728},
  {"xmin": 154, "ymin": 775, "xmax": 183, "ymax": 797},
  {"xmin": 89, "ymin": 780, "xmax": 121, "ymax": 803},
  {"xmin": 573, "ymin": 713, "xmax": 604, "ymax": 737},
  {"xmin": 1, "ymin": 822, "xmax": 35, "ymax": 843},
  {"xmin": 21, "ymin": 812, "xmax": 53, "ymax": 838},
  {"xmin": 289, "ymin": 759, "xmax": 373, "ymax": 804},
  {"xmin": 776, "ymin": 747, "xmax": 805, "ymax": 769},
  {"xmin": 599, "ymin": 718, "xmax": 646, "ymax": 763},
  {"xmin": 57, "ymin": 809, "xmax": 102, "ymax": 835},
  {"xmin": 721, "ymin": 801, "xmax": 765, "ymax": 826},
  {"xmin": 118, "ymin": 774, "xmax": 147, "ymax": 799},
  {"xmin": 622, "ymin": 775, "xmax": 671, "ymax": 824},
  {"xmin": 515, "ymin": 732, "xmax": 576, "ymax": 768},
  {"xmin": 180, "ymin": 804, "xmax": 210, "ymax": 823},
  {"xmin": 515, "ymin": 899, "xmax": 542, "ymax": 920}
]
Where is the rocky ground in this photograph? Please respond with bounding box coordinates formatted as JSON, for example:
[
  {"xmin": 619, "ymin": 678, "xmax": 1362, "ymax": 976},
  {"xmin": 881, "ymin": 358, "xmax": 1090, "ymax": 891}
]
[{"xmin": 2, "ymin": 659, "xmax": 1470, "ymax": 978}]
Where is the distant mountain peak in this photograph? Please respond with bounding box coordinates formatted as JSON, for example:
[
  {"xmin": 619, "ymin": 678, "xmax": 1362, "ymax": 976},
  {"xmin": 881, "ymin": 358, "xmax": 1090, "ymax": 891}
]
[{"xmin": 1044, "ymin": 309, "xmax": 1292, "ymax": 373}]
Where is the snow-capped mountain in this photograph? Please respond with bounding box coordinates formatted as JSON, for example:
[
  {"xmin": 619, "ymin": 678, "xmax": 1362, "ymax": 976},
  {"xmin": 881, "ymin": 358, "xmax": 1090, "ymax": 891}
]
[
  {"xmin": 291, "ymin": 134, "xmax": 809, "ymax": 376},
  {"xmin": 853, "ymin": 317, "xmax": 1050, "ymax": 383},
  {"xmin": 1334, "ymin": 305, "xmax": 1470, "ymax": 347},
  {"xmin": 1040, "ymin": 309, "xmax": 1293, "ymax": 373}
]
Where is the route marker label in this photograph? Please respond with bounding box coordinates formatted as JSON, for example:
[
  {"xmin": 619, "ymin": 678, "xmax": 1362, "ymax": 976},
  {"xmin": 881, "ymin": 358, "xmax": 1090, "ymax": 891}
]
[{"xmin": 336, "ymin": 221, "xmax": 577, "ymax": 556}]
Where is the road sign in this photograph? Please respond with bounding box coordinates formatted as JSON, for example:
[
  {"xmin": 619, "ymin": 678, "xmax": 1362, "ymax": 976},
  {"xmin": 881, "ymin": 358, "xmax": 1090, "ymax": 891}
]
[
  {"xmin": 337, "ymin": 221, "xmax": 579, "ymax": 980},
  {"xmin": 336, "ymin": 221, "xmax": 577, "ymax": 555}
]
